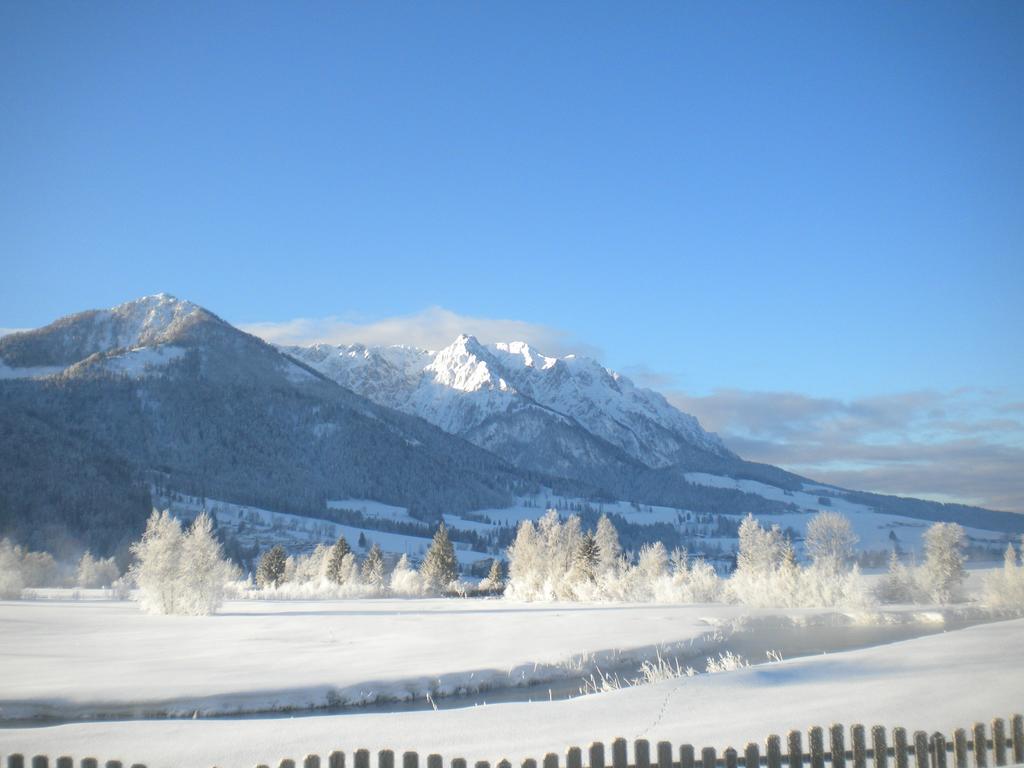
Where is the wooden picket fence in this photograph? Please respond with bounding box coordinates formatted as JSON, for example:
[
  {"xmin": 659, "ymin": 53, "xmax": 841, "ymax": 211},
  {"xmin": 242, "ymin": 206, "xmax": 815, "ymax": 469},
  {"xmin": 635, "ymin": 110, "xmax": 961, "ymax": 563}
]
[{"xmin": 3, "ymin": 713, "xmax": 1023, "ymax": 768}]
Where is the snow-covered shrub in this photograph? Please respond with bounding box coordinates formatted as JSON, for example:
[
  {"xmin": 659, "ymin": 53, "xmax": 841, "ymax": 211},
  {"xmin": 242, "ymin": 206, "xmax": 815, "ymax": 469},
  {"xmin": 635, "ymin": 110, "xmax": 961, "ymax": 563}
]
[
  {"xmin": 982, "ymin": 541, "xmax": 1024, "ymax": 609},
  {"xmin": 919, "ymin": 522, "xmax": 966, "ymax": 604},
  {"xmin": 705, "ymin": 651, "xmax": 749, "ymax": 673},
  {"xmin": 390, "ymin": 554, "xmax": 425, "ymax": 597},
  {"xmin": 131, "ymin": 510, "xmax": 234, "ymax": 615},
  {"xmin": 77, "ymin": 551, "xmax": 121, "ymax": 588}
]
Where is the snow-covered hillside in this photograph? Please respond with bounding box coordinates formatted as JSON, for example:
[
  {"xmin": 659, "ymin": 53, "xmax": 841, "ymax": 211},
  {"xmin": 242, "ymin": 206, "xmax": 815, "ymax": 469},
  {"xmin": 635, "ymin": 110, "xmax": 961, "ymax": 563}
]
[{"xmin": 287, "ymin": 334, "xmax": 731, "ymax": 469}]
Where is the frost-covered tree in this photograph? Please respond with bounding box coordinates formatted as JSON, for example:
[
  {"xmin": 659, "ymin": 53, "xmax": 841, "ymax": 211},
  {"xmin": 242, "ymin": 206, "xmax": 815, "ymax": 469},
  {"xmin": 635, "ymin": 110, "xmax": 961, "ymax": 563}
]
[
  {"xmin": 421, "ymin": 522, "xmax": 458, "ymax": 593},
  {"xmin": 325, "ymin": 535, "xmax": 351, "ymax": 584},
  {"xmin": 20, "ymin": 550, "xmax": 59, "ymax": 588},
  {"xmin": 131, "ymin": 511, "xmax": 234, "ymax": 615},
  {"xmin": 0, "ymin": 538, "xmax": 25, "ymax": 599},
  {"xmin": 982, "ymin": 541, "xmax": 1024, "ymax": 609},
  {"xmin": 177, "ymin": 513, "xmax": 234, "ymax": 615},
  {"xmin": 877, "ymin": 550, "xmax": 915, "ymax": 603},
  {"xmin": 637, "ymin": 541, "xmax": 669, "ymax": 582},
  {"xmin": 735, "ymin": 514, "xmax": 788, "ymax": 575},
  {"xmin": 804, "ymin": 512, "xmax": 858, "ymax": 574},
  {"xmin": 77, "ymin": 551, "xmax": 121, "ymax": 588},
  {"xmin": 506, "ymin": 519, "xmax": 544, "ymax": 600},
  {"xmin": 389, "ymin": 553, "xmax": 423, "ymax": 596},
  {"xmin": 572, "ymin": 532, "xmax": 600, "ymax": 584},
  {"xmin": 480, "ymin": 558, "xmax": 504, "ymax": 591},
  {"xmin": 256, "ymin": 545, "xmax": 288, "ymax": 589},
  {"xmin": 920, "ymin": 522, "xmax": 966, "ymax": 604},
  {"xmin": 361, "ymin": 543, "xmax": 386, "ymax": 590},
  {"xmin": 340, "ymin": 552, "xmax": 361, "ymax": 585},
  {"xmin": 595, "ymin": 514, "xmax": 622, "ymax": 575},
  {"xmin": 131, "ymin": 510, "xmax": 186, "ymax": 614}
]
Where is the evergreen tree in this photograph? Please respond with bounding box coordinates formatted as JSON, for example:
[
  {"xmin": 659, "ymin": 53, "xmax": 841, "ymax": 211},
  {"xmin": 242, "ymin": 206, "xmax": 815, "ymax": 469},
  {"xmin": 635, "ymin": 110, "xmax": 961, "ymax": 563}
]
[
  {"xmin": 573, "ymin": 531, "xmax": 600, "ymax": 583},
  {"xmin": 421, "ymin": 522, "xmax": 458, "ymax": 593},
  {"xmin": 483, "ymin": 558, "xmax": 504, "ymax": 591},
  {"xmin": 594, "ymin": 514, "xmax": 621, "ymax": 574},
  {"xmin": 361, "ymin": 543, "xmax": 386, "ymax": 589},
  {"xmin": 325, "ymin": 535, "xmax": 351, "ymax": 584},
  {"xmin": 256, "ymin": 545, "xmax": 288, "ymax": 588},
  {"xmin": 358, "ymin": 531, "xmax": 367, "ymax": 549}
]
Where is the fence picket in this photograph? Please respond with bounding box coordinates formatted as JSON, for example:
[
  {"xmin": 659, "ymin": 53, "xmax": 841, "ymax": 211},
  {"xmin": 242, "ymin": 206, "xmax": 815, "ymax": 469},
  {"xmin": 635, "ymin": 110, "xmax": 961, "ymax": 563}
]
[
  {"xmin": 56, "ymin": 760, "xmax": 73, "ymax": 768},
  {"xmin": 566, "ymin": 748, "xmax": 582, "ymax": 768},
  {"xmin": 1013, "ymin": 716, "xmax": 1024, "ymax": 765},
  {"xmin": 612, "ymin": 739, "xmax": 627, "ymax": 768},
  {"xmin": 787, "ymin": 732, "xmax": 802, "ymax": 768},
  {"xmin": 830, "ymin": 725, "xmax": 847, "ymax": 768},
  {"xmin": 725, "ymin": 748, "xmax": 738, "ymax": 768},
  {"xmin": 808, "ymin": 727, "xmax": 824, "ymax": 768},
  {"xmin": 931, "ymin": 734, "xmax": 948, "ymax": 768},
  {"xmin": 379, "ymin": 750, "xmax": 395, "ymax": 768},
  {"xmin": 766, "ymin": 736, "xmax": 781, "ymax": 768},
  {"xmin": 701, "ymin": 747, "xmax": 717, "ymax": 768},
  {"xmin": 521, "ymin": 760, "xmax": 537, "ymax": 768},
  {"xmin": 8, "ymin": 756, "xmax": 25, "ymax": 768},
  {"xmin": 543, "ymin": 753, "xmax": 558, "ymax": 768},
  {"xmin": 681, "ymin": 744, "xmax": 696, "ymax": 768},
  {"xmin": 305, "ymin": 756, "xmax": 321, "ymax": 768},
  {"xmin": 953, "ymin": 730, "xmax": 968, "ymax": 768},
  {"xmin": 991, "ymin": 720, "xmax": 1006, "ymax": 767},
  {"xmin": 589, "ymin": 742, "xmax": 605, "ymax": 768},
  {"xmin": 872, "ymin": 727, "xmax": 888, "ymax": 768},
  {"xmin": 80, "ymin": 759, "xmax": 98, "ymax": 768},
  {"xmin": 278, "ymin": 760, "xmax": 296, "ymax": 768},
  {"xmin": 973, "ymin": 724, "xmax": 987, "ymax": 768},
  {"xmin": 744, "ymin": 743, "xmax": 760, "ymax": 768},
  {"xmin": 656, "ymin": 743, "xmax": 673, "ymax": 768},
  {"xmin": 913, "ymin": 733, "xmax": 930, "ymax": 768},
  {"xmin": 355, "ymin": 750, "xmax": 370, "ymax": 768},
  {"xmin": 31, "ymin": 758, "xmax": 48, "ymax": 768},
  {"xmin": 893, "ymin": 728, "xmax": 909, "ymax": 768},
  {"xmin": 330, "ymin": 753, "xmax": 345, "ymax": 768},
  {"xmin": 852, "ymin": 726, "xmax": 867, "ymax": 768},
  {"xmin": 403, "ymin": 752, "xmax": 418, "ymax": 768},
  {"xmin": 451, "ymin": 759, "xmax": 467, "ymax": 768},
  {"xmin": 635, "ymin": 741, "xmax": 651, "ymax": 768}
]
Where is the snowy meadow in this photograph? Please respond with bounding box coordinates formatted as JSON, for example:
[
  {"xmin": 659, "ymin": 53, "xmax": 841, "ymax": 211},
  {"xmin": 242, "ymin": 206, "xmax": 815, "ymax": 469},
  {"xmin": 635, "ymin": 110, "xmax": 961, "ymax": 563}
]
[{"xmin": 2, "ymin": 508, "xmax": 1024, "ymax": 768}]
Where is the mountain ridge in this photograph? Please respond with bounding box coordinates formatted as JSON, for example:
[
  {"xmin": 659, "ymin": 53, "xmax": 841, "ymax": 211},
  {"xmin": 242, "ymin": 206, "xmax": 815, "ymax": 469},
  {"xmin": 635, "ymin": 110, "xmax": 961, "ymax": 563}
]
[{"xmin": 1, "ymin": 294, "xmax": 1020, "ymax": 559}]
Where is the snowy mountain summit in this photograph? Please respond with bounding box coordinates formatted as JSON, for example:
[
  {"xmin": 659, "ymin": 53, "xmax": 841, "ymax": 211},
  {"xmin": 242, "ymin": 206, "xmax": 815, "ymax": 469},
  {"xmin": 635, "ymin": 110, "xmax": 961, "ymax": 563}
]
[{"xmin": 287, "ymin": 334, "xmax": 732, "ymax": 470}]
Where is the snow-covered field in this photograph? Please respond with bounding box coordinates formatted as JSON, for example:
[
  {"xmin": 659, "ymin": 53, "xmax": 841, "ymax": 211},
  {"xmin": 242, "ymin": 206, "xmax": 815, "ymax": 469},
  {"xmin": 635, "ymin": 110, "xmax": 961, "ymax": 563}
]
[{"xmin": 1, "ymin": 594, "xmax": 1023, "ymax": 768}]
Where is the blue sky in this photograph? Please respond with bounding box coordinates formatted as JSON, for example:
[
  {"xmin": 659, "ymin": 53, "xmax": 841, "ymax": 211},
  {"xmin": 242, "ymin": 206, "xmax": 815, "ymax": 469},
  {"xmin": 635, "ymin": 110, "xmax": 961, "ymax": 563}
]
[{"xmin": 1, "ymin": 3, "xmax": 1022, "ymax": 509}]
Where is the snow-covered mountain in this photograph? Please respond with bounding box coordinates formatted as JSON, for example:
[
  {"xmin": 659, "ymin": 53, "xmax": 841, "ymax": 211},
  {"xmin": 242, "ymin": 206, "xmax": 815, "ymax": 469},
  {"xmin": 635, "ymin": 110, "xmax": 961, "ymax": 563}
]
[
  {"xmin": 0, "ymin": 293, "xmax": 319, "ymax": 383},
  {"xmin": 287, "ymin": 334, "xmax": 733, "ymax": 473}
]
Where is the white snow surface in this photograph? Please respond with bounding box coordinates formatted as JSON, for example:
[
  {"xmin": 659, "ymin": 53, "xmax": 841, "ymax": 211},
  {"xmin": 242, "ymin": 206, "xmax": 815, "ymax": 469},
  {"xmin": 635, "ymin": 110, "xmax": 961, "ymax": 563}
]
[
  {"xmin": 0, "ymin": 599, "xmax": 1021, "ymax": 768},
  {"xmin": 285, "ymin": 334, "xmax": 729, "ymax": 468}
]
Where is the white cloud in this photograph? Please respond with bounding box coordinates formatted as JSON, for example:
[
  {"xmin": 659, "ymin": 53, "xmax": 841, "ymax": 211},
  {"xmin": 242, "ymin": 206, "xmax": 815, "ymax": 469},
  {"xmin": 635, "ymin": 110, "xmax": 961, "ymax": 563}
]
[
  {"xmin": 668, "ymin": 387, "xmax": 1024, "ymax": 513},
  {"xmin": 239, "ymin": 306, "xmax": 602, "ymax": 358}
]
